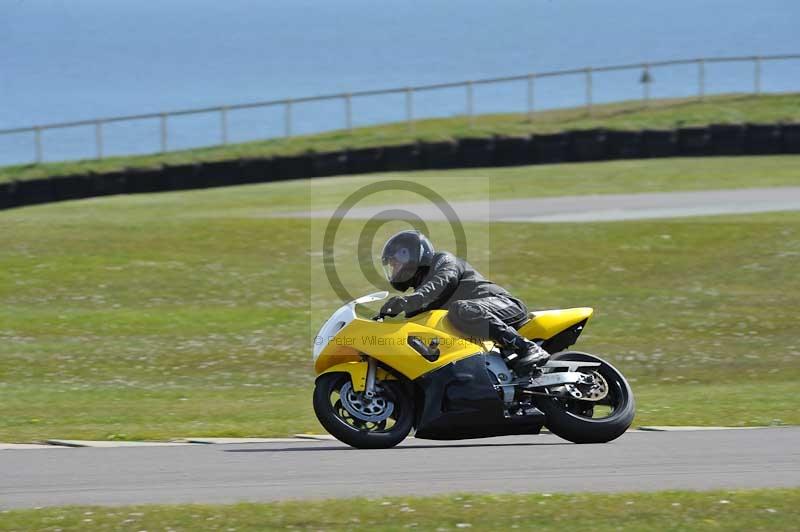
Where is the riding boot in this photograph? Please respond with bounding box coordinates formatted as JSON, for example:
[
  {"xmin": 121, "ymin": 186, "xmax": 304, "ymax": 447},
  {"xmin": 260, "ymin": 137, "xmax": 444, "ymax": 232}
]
[{"xmin": 502, "ymin": 334, "xmax": 550, "ymax": 374}]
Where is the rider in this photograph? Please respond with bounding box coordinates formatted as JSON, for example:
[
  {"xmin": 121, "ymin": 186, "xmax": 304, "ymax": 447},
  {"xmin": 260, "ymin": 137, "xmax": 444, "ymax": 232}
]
[{"xmin": 378, "ymin": 230, "xmax": 550, "ymax": 373}]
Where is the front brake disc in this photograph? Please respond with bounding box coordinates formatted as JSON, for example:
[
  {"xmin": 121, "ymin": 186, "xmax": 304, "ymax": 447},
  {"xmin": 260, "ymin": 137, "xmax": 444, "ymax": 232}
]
[{"xmin": 339, "ymin": 381, "xmax": 395, "ymax": 422}]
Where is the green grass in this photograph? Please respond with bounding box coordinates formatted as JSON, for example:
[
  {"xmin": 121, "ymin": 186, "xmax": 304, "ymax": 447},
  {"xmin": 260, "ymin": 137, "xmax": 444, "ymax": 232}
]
[
  {"xmin": 2, "ymin": 92, "xmax": 799, "ymax": 182},
  {"xmin": 0, "ymin": 157, "xmax": 799, "ymax": 441},
  {"xmin": 2, "ymin": 489, "xmax": 798, "ymax": 531}
]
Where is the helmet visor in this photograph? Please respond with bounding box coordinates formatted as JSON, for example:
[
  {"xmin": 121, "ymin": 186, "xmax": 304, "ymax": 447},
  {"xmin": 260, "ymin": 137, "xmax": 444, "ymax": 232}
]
[
  {"xmin": 382, "ymin": 259, "xmax": 400, "ymax": 284},
  {"xmin": 381, "ymin": 247, "xmax": 413, "ymax": 283}
]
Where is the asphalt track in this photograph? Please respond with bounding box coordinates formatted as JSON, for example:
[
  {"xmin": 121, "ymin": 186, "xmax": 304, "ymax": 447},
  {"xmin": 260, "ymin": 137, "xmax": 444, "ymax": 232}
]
[
  {"xmin": 2, "ymin": 428, "xmax": 798, "ymax": 509},
  {"xmin": 294, "ymin": 187, "xmax": 800, "ymax": 222}
]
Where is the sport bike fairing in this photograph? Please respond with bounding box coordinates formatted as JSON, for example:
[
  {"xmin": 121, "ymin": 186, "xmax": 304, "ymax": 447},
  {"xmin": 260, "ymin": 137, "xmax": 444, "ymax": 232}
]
[
  {"xmin": 413, "ymin": 352, "xmax": 546, "ymax": 440},
  {"xmin": 313, "ymin": 292, "xmax": 593, "ymax": 381},
  {"xmin": 518, "ymin": 307, "xmax": 593, "ymax": 340},
  {"xmin": 312, "ymin": 291, "xmax": 388, "ymax": 361}
]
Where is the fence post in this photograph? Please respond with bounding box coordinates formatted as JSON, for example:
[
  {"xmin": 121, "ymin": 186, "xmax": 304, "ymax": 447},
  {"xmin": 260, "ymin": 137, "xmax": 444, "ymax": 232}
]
[
  {"xmin": 697, "ymin": 58, "xmax": 706, "ymax": 100},
  {"xmin": 220, "ymin": 106, "xmax": 229, "ymax": 146},
  {"xmin": 585, "ymin": 67, "xmax": 593, "ymax": 116},
  {"xmin": 526, "ymin": 74, "xmax": 535, "ymax": 122},
  {"xmin": 754, "ymin": 56, "xmax": 762, "ymax": 95},
  {"xmin": 405, "ymin": 88, "xmax": 414, "ymax": 133},
  {"xmin": 159, "ymin": 113, "xmax": 168, "ymax": 153},
  {"xmin": 466, "ymin": 81, "xmax": 475, "ymax": 127},
  {"xmin": 643, "ymin": 63, "xmax": 651, "ymax": 106},
  {"xmin": 34, "ymin": 127, "xmax": 43, "ymax": 164},
  {"xmin": 284, "ymin": 100, "xmax": 293, "ymax": 138},
  {"xmin": 95, "ymin": 120, "xmax": 104, "ymax": 159},
  {"xmin": 344, "ymin": 93, "xmax": 353, "ymax": 133}
]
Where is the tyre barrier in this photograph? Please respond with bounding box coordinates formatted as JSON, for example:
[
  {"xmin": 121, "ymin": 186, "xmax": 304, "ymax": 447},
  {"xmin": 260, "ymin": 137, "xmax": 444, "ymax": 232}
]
[
  {"xmin": 273, "ymin": 154, "xmax": 313, "ymax": 181},
  {"xmin": 50, "ymin": 174, "xmax": 92, "ymax": 202},
  {"xmin": 239, "ymin": 157, "xmax": 274, "ymax": 184},
  {"xmin": 642, "ymin": 129, "xmax": 678, "ymax": 158},
  {"xmin": 783, "ymin": 124, "xmax": 800, "ymax": 154},
  {"xmin": 746, "ymin": 124, "xmax": 783, "ymax": 155},
  {"xmin": 1, "ymin": 122, "xmax": 797, "ymax": 211},
  {"xmin": 195, "ymin": 160, "xmax": 237, "ymax": 188},
  {"xmin": 709, "ymin": 124, "xmax": 747, "ymax": 156},
  {"xmin": 383, "ymin": 143, "xmax": 421, "ymax": 171},
  {"xmin": 13, "ymin": 178, "xmax": 54, "ymax": 207},
  {"xmin": 0, "ymin": 182, "xmax": 13, "ymax": 209},
  {"xmin": 677, "ymin": 127, "xmax": 712, "ymax": 157},
  {"xmin": 421, "ymin": 140, "xmax": 459, "ymax": 169},
  {"xmin": 605, "ymin": 130, "xmax": 643, "ymax": 159},
  {"xmin": 163, "ymin": 163, "xmax": 200, "ymax": 190},
  {"xmin": 493, "ymin": 135, "xmax": 531, "ymax": 166},
  {"xmin": 126, "ymin": 167, "xmax": 168, "ymax": 194},
  {"xmin": 347, "ymin": 147, "xmax": 385, "ymax": 175},
  {"xmin": 457, "ymin": 137, "xmax": 495, "ymax": 168},
  {"xmin": 532, "ymin": 133, "xmax": 569, "ymax": 164},
  {"xmin": 92, "ymin": 170, "xmax": 128, "ymax": 196},
  {"xmin": 311, "ymin": 151, "xmax": 349, "ymax": 178},
  {"xmin": 569, "ymin": 129, "xmax": 607, "ymax": 162}
]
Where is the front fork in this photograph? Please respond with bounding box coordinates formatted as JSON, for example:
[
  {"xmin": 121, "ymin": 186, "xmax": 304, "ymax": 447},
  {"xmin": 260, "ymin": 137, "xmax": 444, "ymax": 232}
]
[{"xmin": 364, "ymin": 356, "xmax": 377, "ymax": 398}]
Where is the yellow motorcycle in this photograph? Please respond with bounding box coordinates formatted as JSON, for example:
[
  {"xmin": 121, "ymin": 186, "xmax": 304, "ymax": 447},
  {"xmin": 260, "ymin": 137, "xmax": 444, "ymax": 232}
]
[{"xmin": 313, "ymin": 291, "xmax": 635, "ymax": 449}]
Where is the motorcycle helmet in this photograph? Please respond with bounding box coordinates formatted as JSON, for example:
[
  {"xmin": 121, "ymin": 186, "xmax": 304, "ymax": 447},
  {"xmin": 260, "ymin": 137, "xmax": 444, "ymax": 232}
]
[{"xmin": 381, "ymin": 230, "xmax": 435, "ymax": 291}]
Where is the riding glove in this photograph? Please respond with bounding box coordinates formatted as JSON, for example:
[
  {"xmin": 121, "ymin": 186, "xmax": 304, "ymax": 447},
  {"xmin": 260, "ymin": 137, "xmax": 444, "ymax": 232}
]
[{"xmin": 380, "ymin": 296, "xmax": 407, "ymax": 317}]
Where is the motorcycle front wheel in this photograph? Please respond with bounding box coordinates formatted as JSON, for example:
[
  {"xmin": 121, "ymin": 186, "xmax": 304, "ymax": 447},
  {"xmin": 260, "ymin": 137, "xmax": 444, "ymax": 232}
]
[
  {"xmin": 537, "ymin": 351, "xmax": 635, "ymax": 444},
  {"xmin": 313, "ymin": 372, "xmax": 414, "ymax": 449}
]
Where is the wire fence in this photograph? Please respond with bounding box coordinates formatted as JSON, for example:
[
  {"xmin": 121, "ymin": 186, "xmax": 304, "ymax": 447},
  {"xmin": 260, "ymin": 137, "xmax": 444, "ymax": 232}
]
[{"xmin": 1, "ymin": 53, "xmax": 798, "ymax": 165}]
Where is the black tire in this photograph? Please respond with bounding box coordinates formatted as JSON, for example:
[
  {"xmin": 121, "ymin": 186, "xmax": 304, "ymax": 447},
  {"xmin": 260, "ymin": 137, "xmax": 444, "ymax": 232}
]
[
  {"xmin": 313, "ymin": 372, "xmax": 414, "ymax": 449},
  {"xmin": 537, "ymin": 352, "xmax": 635, "ymax": 444}
]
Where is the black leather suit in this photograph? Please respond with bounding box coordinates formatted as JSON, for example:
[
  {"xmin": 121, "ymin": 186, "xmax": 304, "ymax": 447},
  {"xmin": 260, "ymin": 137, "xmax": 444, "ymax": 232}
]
[{"xmin": 403, "ymin": 252, "xmax": 530, "ymax": 346}]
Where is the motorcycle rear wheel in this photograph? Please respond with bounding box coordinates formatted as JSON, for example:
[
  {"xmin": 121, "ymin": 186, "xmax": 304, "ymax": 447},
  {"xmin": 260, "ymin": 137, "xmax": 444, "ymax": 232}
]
[
  {"xmin": 537, "ymin": 351, "xmax": 635, "ymax": 444},
  {"xmin": 313, "ymin": 372, "xmax": 413, "ymax": 449}
]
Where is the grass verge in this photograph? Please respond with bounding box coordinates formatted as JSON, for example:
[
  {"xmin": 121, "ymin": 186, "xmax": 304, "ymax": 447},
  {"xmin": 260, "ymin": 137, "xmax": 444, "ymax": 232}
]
[
  {"xmin": 1, "ymin": 489, "xmax": 798, "ymax": 531},
  {"xmin": 0, "ymin": 158, "xmax": 798, "ymax": 441},
  {"xmin": 2, "ymin": 92, "xmax": 799, "ymax": 182}
]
